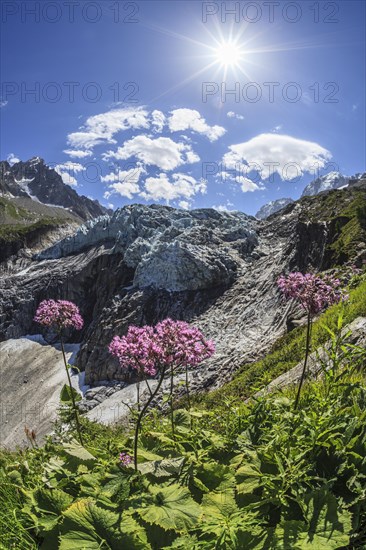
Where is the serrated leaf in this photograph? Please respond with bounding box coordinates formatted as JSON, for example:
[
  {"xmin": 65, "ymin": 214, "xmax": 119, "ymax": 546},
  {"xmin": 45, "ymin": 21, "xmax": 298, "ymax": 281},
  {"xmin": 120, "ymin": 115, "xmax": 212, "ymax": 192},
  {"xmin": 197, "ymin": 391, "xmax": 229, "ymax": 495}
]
[
  {"xmin": 201, "ymin": 489, "xmax": 238, "ymax": 520},
  {"xmin": 102, "ymin": 473, "xmax": 130, "ymax": 501},
  {"xmin": 136, "ymin": 484, "xmax": 200, "ymax": 532},
  {"xmin": 173, "ymin": 409, "xmax": 191, "ymax": 430},
  {"xmin": 236, "ymin": 462, "xmax": 262, "ymax": 495},
  {"xmin": 138, "ymin": 457, "xmax": 185, "ymax": 478},
  {"xmin": 59, "ymin": 499, "xmax": 122, "ymax": 549},
  {"xmin": 36, "ymin": 488, "xmax": 73, "ymax": 516},
  {"xmin": 63, "ymin": 440, "xmax": 96, "ymax": 462},
  {"xmin": 136, "ymin": 448, "xmax": 163, "ymax": 462}
]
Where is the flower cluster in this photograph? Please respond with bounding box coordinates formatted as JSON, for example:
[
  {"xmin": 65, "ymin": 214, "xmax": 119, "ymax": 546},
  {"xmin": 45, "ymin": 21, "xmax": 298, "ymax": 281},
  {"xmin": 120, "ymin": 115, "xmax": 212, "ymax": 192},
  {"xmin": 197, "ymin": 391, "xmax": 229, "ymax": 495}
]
[
  {"xmin": 109, "ymin": 318, "xmax": 215, "ymax": 376},
  {"xmin": 155, "ymin": 318, "xmax": 215, "ymax": 368},
  {"xmin": 34, "ymin": 300, "xmax": 84, "ymax": 331},
  {"xmin": 277, "ymin": 272, "xmax": 345, "ymax": 315},
  {"xmin": 119, "ymin": 452, "xmax": 132, "ymax": 466},
  {"xmin": 109, "ymin": 326, "xmax": 162, "ymax": 376}
]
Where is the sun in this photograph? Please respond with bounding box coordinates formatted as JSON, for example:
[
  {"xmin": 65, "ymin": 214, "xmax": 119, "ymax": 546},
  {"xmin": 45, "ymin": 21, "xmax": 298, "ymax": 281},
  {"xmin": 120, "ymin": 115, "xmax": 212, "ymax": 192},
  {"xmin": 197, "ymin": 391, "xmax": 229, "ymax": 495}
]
[{"xmin": 215, "ymin": 41, "xmax": 243, "ymax": 67}]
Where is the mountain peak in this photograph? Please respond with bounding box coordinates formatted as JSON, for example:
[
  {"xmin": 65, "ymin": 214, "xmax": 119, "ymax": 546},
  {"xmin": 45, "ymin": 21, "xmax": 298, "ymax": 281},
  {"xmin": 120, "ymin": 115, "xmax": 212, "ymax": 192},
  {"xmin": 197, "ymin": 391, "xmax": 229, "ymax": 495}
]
[
  {"xmin": 0, "ymin": 158, "xmax": 109, "ymax": 221},
  {"xmin": 301, "ymin": 171, "xmax": 350, "ymax": 197},
  {"xmin": 255, "ymin": 198, "xmax": 294, "ymax": 220}
]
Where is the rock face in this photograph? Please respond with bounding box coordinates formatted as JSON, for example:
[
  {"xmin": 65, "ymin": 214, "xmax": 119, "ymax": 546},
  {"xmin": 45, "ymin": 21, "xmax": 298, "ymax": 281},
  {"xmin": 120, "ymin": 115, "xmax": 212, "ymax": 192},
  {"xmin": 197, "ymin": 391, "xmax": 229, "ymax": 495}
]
[
  {"xmin": 0, "ymin": 188, "xmax": 365, "ymax": 395},
  {"xmin": 301, "ymin": 171, "xmax": 350, "ymax": 197},
  {"xmin": 38, "ymin": 205, "xmax": 257, "ymax": 291},
  {"xmin": 0, "ymin": 336, "xmax": 81, "ymax": 449},
  {"xmin": 0, "ymin": 158, "xmax": 109, "ymax": 221},
  {"xmin": 255, "ymin": 198, "xmax": 294, "ymax": 220}
]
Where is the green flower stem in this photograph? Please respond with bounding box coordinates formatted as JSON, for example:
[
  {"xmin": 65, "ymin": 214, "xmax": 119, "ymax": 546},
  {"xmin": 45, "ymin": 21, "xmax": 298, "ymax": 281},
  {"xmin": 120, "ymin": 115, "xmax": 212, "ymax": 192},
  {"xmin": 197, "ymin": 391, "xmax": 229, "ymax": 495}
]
[
  {"xmin": 170, "ymin": 364, "xmax": 176, "ymax": 442},
  {"xmin": 294, "ymin": 311, "xmax": 312, "ymax": 410},
  {"xmin": 60, "ymin": 337, "xmax": 84, "ymax": 446},
  {"xmin": 185, "ymin": 364, "xmax": 191, "ymax": 411},
  {"xmin": 133, "ymin": 365, "xmax": 167, "ymax": 471},
  {"xmin": 136, "ymin": 379, "xmax": 140, "ymax": 412},
  {"xmin": 185, "ymin": 364, "xmax": 193, "ymax": 430}
]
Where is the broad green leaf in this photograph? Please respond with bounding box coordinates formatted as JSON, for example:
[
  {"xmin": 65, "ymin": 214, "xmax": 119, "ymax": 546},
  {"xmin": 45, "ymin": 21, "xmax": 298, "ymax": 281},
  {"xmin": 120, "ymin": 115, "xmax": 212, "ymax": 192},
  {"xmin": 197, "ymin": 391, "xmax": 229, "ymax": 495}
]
[
  {"xmin": 119, "ymin": 509, "xmax": 152, "ymax": 549},
  {"xmin": 235, "ymin": 462, "xmax": 262, "ymax": 495},
  {"xmin": 136, "ymin": 448, "xmax": 163, "ymax": 462},
  {"xmin": 138, "ymin": 457, "xmax": 185, "ymax": 478},
  {"xmin": 63, "ymin": 440, "xmax": 96, "ymax": 463},
  {"xmin": 162, "ymin": 534, "xmax": 200, "ymax": 549},
  {"xmin": 60, "ymin": 384, "xmax": 81, "ymax": 403},
  {"xmin": 59, "ymin": 499, "xmax": 122, "ymax": 549},
  {"xmin": 36, "ymin": 488, "xmax": 73, "ymax": 516},
  {"xmin": 302, "ymin": 487, "xmax": 352, "ymax": 548},
  {"xmin": 173, "ymin": 409, "xmax": 191, "ymax": 431},
  {"xmin": 136, "ymin": 483, "xmax": 201, "ymax": 532},
  {"xmin": 201, "ymin": 489, "xmax": 238, "ymax": 520},
  {"xmin": 102, "ymin": 473, "xmax": 130, "ymax": 501},
  {"xmin": 273, "ymin": 488, "xmax": 352, "ymax": 549},
  {"xmin": 198, "ymin": 461, "xmax": 235, "ymax": 492},
  {"xmin": 23, "ymin": 487, "xmax": 73, "ymax": 535}
]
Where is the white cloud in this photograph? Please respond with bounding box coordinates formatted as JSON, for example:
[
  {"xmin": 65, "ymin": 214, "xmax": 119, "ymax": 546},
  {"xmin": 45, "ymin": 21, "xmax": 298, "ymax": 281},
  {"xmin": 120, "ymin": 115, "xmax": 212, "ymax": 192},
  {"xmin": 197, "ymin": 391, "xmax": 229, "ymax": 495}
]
[
  {"xmin": 235, "ymin": 176, "xmax": 261, "ymax": 192},
  {"xmin": 103, "ymin": 135, "xmax": 199, "ymax": 171},
  {"xmin": 55, "ymin": 161, "xmax": 84, "ymax": 172},
  {"xmin": 212, "ymin": 201, "xmax": 235, "ymax": 212},
  {"xmin": 168, "ymin": 108, "xmax": 226, "ymax": 142},
  {"xmin": 67, "ymin": 107, "xmax": 150, "ymax": 150},
  {"xmin": 57, "ymin": 172, "xmax": 78, "ymax": 186},
  {"xmin": 102, "ymin": 165, "xmax": 146, "ymax": 199},
  {"xmin": 223, "ymin": 133, "xmax": 332, "ymax": 182},
  {"xmin": 104, "ymin": 181, "xmax": 140, "ymax": 200},
  {"xmin": 227, "ymin": 111, "xmax": 244, "ymax": 120},
  {"xmin": 272, "ymin": 125, "xmax": 283, "ymax": 132},
  {"xmin": 151, "ymin": 110, "xmax": 166, "ymax": 133},
  {"xmin": 55, "ymin": 162, "xmax": 84, "ymax": 187},
  {"xmin": 7, "ymin": 153, "xmax": 20, "ymax": 165},
  {"xmin": 178, "ymin": 200, "xmax": 190, "ymax": 210},
  {"xmin": 1, "ymin": 100, "xmax": 8, "ymax": 108},
  {"xmin": 140, "ymin": 173, "xmax": 207, "ymax": 202},
  {"xmin": 63, "ymin": 149, "xmax": 92, "ymax": 159}
]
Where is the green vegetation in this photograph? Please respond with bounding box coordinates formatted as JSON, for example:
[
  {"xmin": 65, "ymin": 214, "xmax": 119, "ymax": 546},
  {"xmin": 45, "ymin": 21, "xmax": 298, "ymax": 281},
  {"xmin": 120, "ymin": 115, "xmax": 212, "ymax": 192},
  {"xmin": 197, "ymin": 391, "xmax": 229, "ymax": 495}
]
[
  {"xmin": 0, "ymin": 218, "xmax": 62, "ymax": 242},
  {"xmin": 1, "ymin": 297, "xmax": 366, "ymax": 548},
  {"xmin": 0, "ymin": 196, "xmax": 35, "ymax": 224},
  {"xmin": 196, "ymin": 277, "xmax": 366, "ymax": 410},
  {"xmin": 1, "ymin": 351, "xmax": 365, "ymax": 548},
  {"xmin": 300, "ymin": 188, "xmax": 366, "ymax": 266},
  {"xmin": 1, "ymin": 264, "xmax": 366, "ymax": 548},
  {"xmin": 0, "ymin": 196, "xmax": 78, "ymax": 246}
]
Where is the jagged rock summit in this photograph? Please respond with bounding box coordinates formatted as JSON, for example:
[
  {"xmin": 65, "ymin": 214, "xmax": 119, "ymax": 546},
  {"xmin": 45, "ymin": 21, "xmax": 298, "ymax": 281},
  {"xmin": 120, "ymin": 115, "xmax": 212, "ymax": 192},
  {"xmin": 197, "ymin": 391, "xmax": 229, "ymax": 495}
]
[
  {"xmin": 0, "ymin": 157, "xmax": 109, "ymax": 221},
  {"xmin": 256, "ymin": 171, "xmax": 357, "ymax": 220},
  {"xmin": 301, "ymin": 171, "xmax": 350, "ymax": 197},
  {"xmin": 256, "ymin": 198, "xmax": 294, "ymax": 220}
]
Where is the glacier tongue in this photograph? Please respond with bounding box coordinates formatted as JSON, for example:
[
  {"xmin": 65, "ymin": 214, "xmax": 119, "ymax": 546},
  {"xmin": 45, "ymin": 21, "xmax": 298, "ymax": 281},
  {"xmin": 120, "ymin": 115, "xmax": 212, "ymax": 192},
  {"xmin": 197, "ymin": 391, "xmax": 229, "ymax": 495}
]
[{"xmin": 36, "ymin": 204, "xmax": 258, "ymax": 292}]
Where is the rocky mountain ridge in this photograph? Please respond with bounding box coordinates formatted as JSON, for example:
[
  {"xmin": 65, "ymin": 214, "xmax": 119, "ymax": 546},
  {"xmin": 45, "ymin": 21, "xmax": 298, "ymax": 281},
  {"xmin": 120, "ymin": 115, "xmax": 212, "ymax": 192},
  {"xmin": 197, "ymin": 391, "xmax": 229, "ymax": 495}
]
[
  {"xmin": 301, "ymin": 171, "xmax": 351, "ymax": 197},
  {"xmin": 0, "ymin": 157, "xmax": 109, "ymax": 221},
  {"xmin": 256, "ymin": 171, "xmax": 364, "ymax": 220},
  {"xmin": 0, "ymin": 184, "xmax": 365, "ymax": 395},
  {"xmin": 255, "ymin": 198, "xmax": 294, "ymax": 220}
]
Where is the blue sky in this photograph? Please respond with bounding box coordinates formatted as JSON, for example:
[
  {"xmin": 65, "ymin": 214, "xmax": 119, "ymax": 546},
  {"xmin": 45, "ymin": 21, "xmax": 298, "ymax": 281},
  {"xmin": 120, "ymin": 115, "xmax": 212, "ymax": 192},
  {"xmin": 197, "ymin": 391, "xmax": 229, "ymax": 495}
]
[{"xmin": 1, "ymin": 0, "xmax": 365, "ymax": 215}]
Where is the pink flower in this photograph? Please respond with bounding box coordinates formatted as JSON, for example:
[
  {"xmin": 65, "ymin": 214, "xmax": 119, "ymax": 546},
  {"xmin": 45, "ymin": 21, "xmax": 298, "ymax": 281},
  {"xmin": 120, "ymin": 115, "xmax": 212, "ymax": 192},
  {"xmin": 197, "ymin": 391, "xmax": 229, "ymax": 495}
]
[
  {"xmin": 277, "ymin": 272, "xmax": 346, "ymax": 315},
  {"xmin": 155, "ymin": 318, "xmax": 215, "ymax": 368},
  {"xmin": 119, "ymin": 452, "xmax": 132, "ymax": 466},
  {"xmin": 109, "ymin": 319, "xmax": 215, "ymax": 376},
  {"xmin": 34, "ymin": 300, "xmax": 84, "ymax": 331},
  {"xmin": 109, "ymin": 325, "xmax": 162, "ymax": 376}
]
